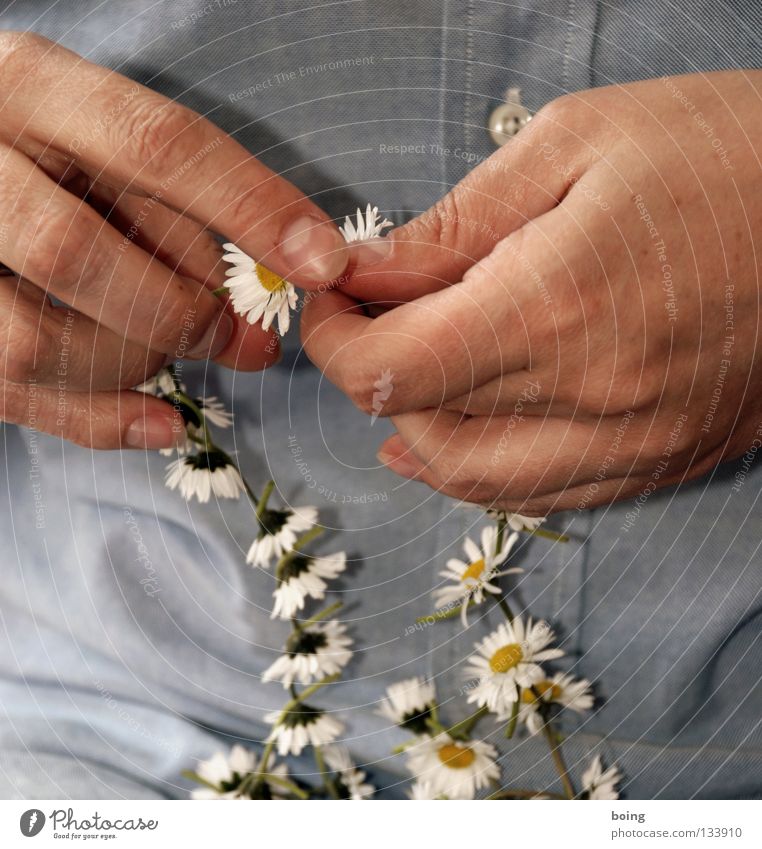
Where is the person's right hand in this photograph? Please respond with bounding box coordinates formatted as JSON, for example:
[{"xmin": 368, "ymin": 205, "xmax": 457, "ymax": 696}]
[{"xmin": 0, "ymin": 32, "xmax": 349, "ymax": 449}]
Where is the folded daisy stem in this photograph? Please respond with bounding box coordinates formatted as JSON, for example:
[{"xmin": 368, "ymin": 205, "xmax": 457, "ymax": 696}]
[
  {"xmin": 275, "ymin": 526, "xmax": 326, "ymax": 583},
  {"xmin": 444, "ymin": 705, "xmax": 489, "ymax": 740},
  {"xmin": 541, "ymin": 720, "xmax": 576, "ymax": 800},
  {"xmin": 314, "ymin": 745, "xmax": 340, "ymax": 799},
  {"xmin": 169, "ymin": 386, "xmax": 262, "ymax": 508},
  {"xmin": 253, "ymin": 674, "xmax": 341, "ymax": 792},
  {"xmin": 487, "ymin": 788, "xmax": 566, "ymax": 800},
  {"xmin": 528, "ymin": 527, "xmax": 570, "ymax": 543},
  {"xmin": 298, "ymin": 599, "xmax": 343, "ymax": 630},
  {"xmin": 255, "ymin": 479, "xmax": 276, "ymax": 521},
  {"xmin": 262, "ymin": 772, "xmax": 311, "ymax": 800}
]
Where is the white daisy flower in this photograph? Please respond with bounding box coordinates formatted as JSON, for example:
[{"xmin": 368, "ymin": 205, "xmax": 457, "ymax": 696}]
[
  {"xmin": 196, "ymin": 396, "xmax": 233, "ymax": 428},
  {"xmin": 247, "ymin": 505, "xmax": 319, "ymax": 569},
  {"xmin": 408, "ymin": 780, "xmax": 447, "ymax": 800},
  {"xmin": 165, "ymin": 451, "xmax": 245, "ymax": 503},
  {"xmin": 434, "ymin": 525, "xmax": 522, "ymax": 627},
  {"xmin": 262, "ymin": 620, "xmax": 353, "ymax": 688},
  {"xmin": 271, "ymin": 551, "xmax": 346, "ymax": 619},
  {"xmin": 377, "ymin": 677, "xmax": 437, "ymax": 735},
  {"xmin": 582, "ymin": 755, "xmax": 622, "ymax": 800},
  {"xmin": 190, "ymin": 744, "xmax": 288, "ymax": 800},
  {"xmin": 339, "ymin": 203, "xmax": 393, "ymax": 243},
  {"xmin": 464, "ymin": 617, "xmax": 565, "ymax": 715},
  {"xmin": 515, "ymin": 673, "xmax": 594, "ymax": 735},
  {"xmin": 266, "ymin": 704, "xmax": 343, "ymax": 756},
  {"xmin": 221, "ymin": 243, "xmax": 298, "ymax": 335},
  {"xmin": 134, "ymin": 366, "xmax": 182, "ymax": 398},
  {"xmin": 322, "ymin": 745, "xmax": 375, "ymax": 799},
  {"xmin": 406, "ymin": 733, "xmax": 499, "ymax": 800}
]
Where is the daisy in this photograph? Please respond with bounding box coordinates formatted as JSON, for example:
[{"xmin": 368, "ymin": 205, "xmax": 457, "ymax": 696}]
[
  {"xmin": 406, "ymin": 733, "xmax": 499, "ymax": 800},
  {"xmin": 582, "ymin": 755, "xmax": 622, "ymax": 800},
  {"xmin": 190, "ymin": 744, "xmax": 288, "ymax": 800},
  {"xmin": 196, "ymin": 396, "xmax": 233, "ymax": 429},
  {"xmin": 221, "ymin": 242, "xmax": 298, "ymax": 335},
  {"xmin": 487, "ymin": 508, "xmax": 545, "ymax": 533},
  {"xmin": 464, "ymin": 617, "xmax": 565, "ymax": 715},
  {"xmin": 408, "ymin": 780, "xmax": 447, "ymax": 800},
  {"xmin": 262, "ymin": 620, "xmax": 353, "ymax": 688},
  {"xmin": 266, "ymin": 703, "xmax": 343, "ymax": 756},
  {"xmin": 515, "ymin": 673, "xmax": 594, "ymax": 735},
  {"xmin": 134, "ymin": 366, "xmax": 182, "ymax": 398},
  {"xmin": 247, "ymin": 505, "xmax": 319, "ymax": 568},
  {"xmin": 271, "ymin": 551, "xmax": 346, "ymax": 619},
  {"xmin": 339, "ymin": 203, "xmax": 393, "ymax": 243},
  {"xmin": 434, "ymin": 525, "xmax": 522, "ymax": 627},
  {"xmin": 377, "ymin": 677, "xmax": 437, "ymax": 735},
  {"xmin": 165, "ymin": 450, "xmax": 245, "ymax": 503},
  {"xmin": 322, "ymin": 745, "xmax": 375, "ymax": 799}
]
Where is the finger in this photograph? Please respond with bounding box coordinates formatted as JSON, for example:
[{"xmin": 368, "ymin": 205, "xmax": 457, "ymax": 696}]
[
  {"xmin": 1, "ymin": 33, "xmax": 347, "ymax": 285},
  {"xmin": 341, "ymin": 107, "xmax": 586, "ymax": 303},
  {"xmin": 377, "ymin": 408, "xmax": 664, "ymax": 504},
  {"xmin": 1, "ymin": 377, "xmax": 187, "ymax": 450},
  {"xmin": 91, "ymin": 185, "xmax": 280, "ymax": 370},
  {"xmin": 301, "ymin": 231, "xmax": 552, "ymax": 415},
  {"xmin": 0, "ymin": 275, "xmax": 166, "ymax": 390},
  {"xmin": 0, "ymin": 145, "xmax": 233, "ymax": 360}
]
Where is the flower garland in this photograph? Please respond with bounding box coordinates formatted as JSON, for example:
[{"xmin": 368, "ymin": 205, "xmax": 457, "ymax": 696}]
[{"xmin": 139, "ymin": 204, "xmax": 622, "ymax": 800}]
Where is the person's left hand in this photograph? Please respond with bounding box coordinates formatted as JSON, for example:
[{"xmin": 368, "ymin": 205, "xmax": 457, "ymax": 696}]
[{"xmin": 301, "ymin": 71, "xmax": 762, "ymax": 515}]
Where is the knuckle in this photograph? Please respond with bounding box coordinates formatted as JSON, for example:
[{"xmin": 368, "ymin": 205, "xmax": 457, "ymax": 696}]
[
  {"xmin": 216, "ymin": 183, "xmax": 277, "ymax": 249},
  {"xmin": 411, "ymin": 190, "xmax": 464, "ymax": 250},
  {"xmin": 0, "ymin": 31, "xmax": 53, "ymax": 82},
  {"xmin": 1, "ymin": 320, "xmax": 47, "ymax": 384},
  {"xmin": 148, "ymin": 288, "xmax": 201, "ymax": 352},
  {"xmin": 18, "ymin": 204, "xmax": 104, "ymax": 290},
  {"xmin": 117, "ymin": 94, "xmax": 205, "ymax": 179},
  {"xmin": 530, "ymin": 94, "xmax": 577, "ymax": 134}
]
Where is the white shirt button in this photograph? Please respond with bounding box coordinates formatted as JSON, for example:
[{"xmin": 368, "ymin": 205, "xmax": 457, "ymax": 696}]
[{"xmin": 488, "ymin": 87, "xmax": 532, "ymax": 146}]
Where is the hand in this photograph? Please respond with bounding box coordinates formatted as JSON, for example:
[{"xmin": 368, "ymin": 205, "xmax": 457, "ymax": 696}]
[
  {"xmin": 302, "ymin": 71, "xmax": 762, "ymax": 514},
  {"xmin": 0, "ymin": 32, "xmax": 349, "ymax": 449}
]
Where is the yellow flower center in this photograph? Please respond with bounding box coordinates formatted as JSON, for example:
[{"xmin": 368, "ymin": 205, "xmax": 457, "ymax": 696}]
[
  {"xmin": 461, "ymin": 558, "xmax": 485, "ymax": 582},
  {"xmin": 256, "ymin": 262, "xmax": 287, "ymax": 293},
  {"xmin": 521, "ymin": 680, "xmax": 562, "ymax": 704},
  {"xmin": 489, "ymin": 643, "xmax": 524, "ymax": 674},
  {"xmin": 437, "ymin": 743, "xmax": 476, "ymax": 770}
]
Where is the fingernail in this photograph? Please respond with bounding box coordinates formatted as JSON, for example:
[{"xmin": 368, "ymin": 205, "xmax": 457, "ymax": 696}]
[
  {"xmin": 125, "ymin": 416, "xmax": 179, "ymax": 450},
  {"xmin": 350, "ymin": 236, "xmax": 394, "ymax": 267},
  {"xmin": 280, "ymin": 215, "xmax": 348, "ymax": 280},
  {"xmin": 377, "ymin": 449, "xmax": 425, "ymax": 479},
  {"xmin": 187, "ymin": 312, "xmax": 233, "ymax": 360}
]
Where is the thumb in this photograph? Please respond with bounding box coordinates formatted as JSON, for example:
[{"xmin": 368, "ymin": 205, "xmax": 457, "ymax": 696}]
[{"xmin": 343, "ymin": 127, "xmax": 576, "ymax": 304}]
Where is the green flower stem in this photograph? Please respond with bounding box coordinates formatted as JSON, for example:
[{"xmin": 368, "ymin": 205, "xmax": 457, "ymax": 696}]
[
  {"xmin": 314, "ymin": 746, "xmax": 340, "ymax": 799},
  {"xmin": 279, "ymin": 674, "xmax": 340, "ymax": 718},
  {"xmin": 497, "ymin": 596, "xmax": 515, "ymax": 622},
  {"xmin": 181, "ymin": 769, "xmax": 218, "ymax": 792},
  {"xmin": 541, "ymin": 721, "xmax": 576, "ymax": 800},
  {"xmin": 264, "ymin": 773, "xmax": 310, "ymax": 800},
  {"xmin": 416, "ymin": 600, "xmax": 475, "ymax": 624},
  {"xmin": 251, "ymin": 738, "xmax": 276, "ymax": 793},
  {"xmin": 391, "ymin": 738, "xmax": 420, "ymax": 755},
  {"xmin": 299, "ymin": 600, "xmax": 343, "ymax": 629},
  {"xmin": 255, "ymin": 480, "xmax": 276, "ymax": 521},
  {"xmin": 275, "ymin": 526, "xmax": 326, "ymax": 583},
  {"xmin": 504, "ymin": 694, "xmax": 520, "ymax": 739},
  {"xmin": 528, "ymin": 527, "xmax": 569, "ymax": 543},
  {"xmin": 444, "ymin": 705, "xmax": 488, "ymax": 740},
  {"xmin": 487, "ymin": 788, "xmax": 565, "ymax": 800},
  {"xmin": 212, "ymin": 285, "xmax": 229, "ymax": 298},
  {"xmin": 495, "ymin": 516, "xmax": 507, "ymax": 554}
]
